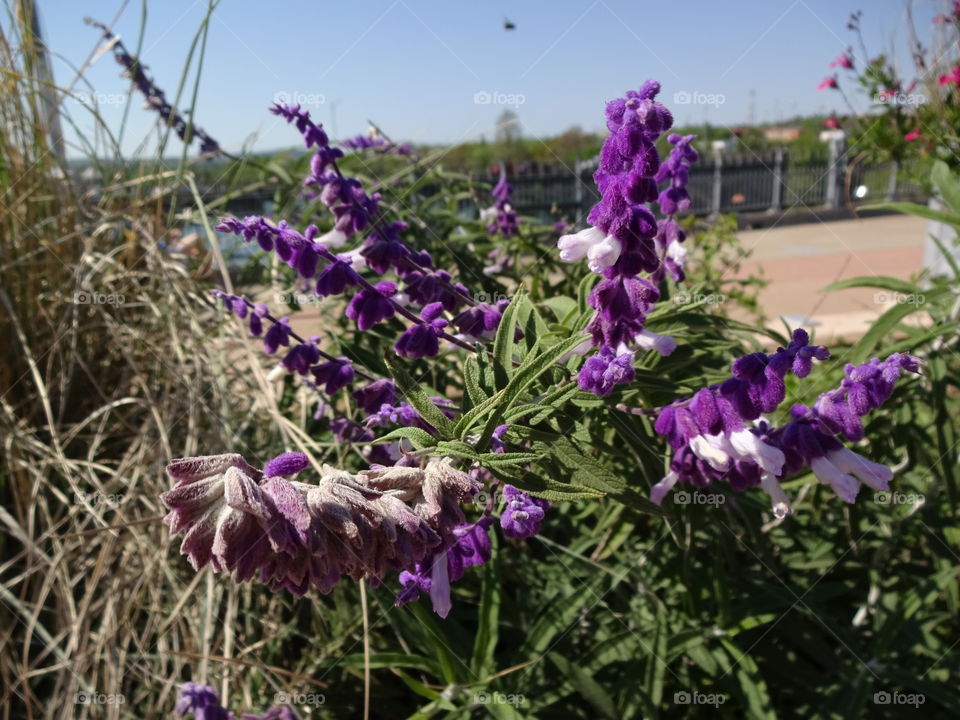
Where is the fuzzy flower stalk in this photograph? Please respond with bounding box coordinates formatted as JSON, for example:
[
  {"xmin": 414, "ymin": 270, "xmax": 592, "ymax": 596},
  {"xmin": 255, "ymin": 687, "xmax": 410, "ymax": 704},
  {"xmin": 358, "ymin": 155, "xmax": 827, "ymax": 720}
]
[
  {"xmin": 85, "ymin": 18, "xmax": 219, "ymax": 155},
  {"xmin": 651, "ymin": 330, "xmax": 920, "ymax": 517},
  {"xmin": 557, "ymin": 81, "xmax": 696, "ymax": 397},
  {"xmin": 161, "ymin": 452, "xmax": 481, "ymax": 608}
]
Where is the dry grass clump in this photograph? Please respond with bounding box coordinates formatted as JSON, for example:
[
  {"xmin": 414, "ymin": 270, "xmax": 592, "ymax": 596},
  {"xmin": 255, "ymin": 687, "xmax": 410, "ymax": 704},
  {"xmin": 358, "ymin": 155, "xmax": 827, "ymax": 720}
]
[{"xmin": 0, "ymin": 12, "xmax": 336, "ymax": 718}]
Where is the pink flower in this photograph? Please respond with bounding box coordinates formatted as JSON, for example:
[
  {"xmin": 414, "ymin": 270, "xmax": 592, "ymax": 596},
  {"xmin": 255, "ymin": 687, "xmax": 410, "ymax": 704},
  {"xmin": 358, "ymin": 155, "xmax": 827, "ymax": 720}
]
[
  {"xmin": 905, "ymin": 129, "xmax": 921, "ymax": 142},
  {"xmin": 818, "ymin": 76, "xmax": 838, "ymax": 91},
  {"xmin": 939, "ymin": 64, "xmax": 960, "ymax": 86},
  {"xmin": 830, "ymin": 54, "xmax": 854, "ymax": 70}
]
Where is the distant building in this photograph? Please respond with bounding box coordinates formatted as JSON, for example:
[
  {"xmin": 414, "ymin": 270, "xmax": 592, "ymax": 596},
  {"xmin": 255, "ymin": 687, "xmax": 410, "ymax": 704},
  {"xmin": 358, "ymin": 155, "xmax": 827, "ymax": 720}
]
[{"xmin": 762, "ymin": 126, "xmax": 801, "ymax": 142}]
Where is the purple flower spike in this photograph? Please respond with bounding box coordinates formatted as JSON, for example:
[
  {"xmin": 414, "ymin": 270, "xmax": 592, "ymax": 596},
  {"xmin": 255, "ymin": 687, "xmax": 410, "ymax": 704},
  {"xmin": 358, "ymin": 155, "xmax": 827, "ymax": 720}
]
[
  {"xmin": 481, "ymin": 173, "xmax": 520, "ymax": 237},
  {"xmin": 263, "ymin": 452, "xmax": 310, "ymax": 478},
  {"xmin": 163, "ymin": 455, "xmax": 481, "ymax": 597},
  {"xmin": 346, "ymin": 282, "xmax": 397, "ymax": 330},
  {"xmin": 650, "ymin": 347, "xmax": 920, "ymax": 519},
  {"xmin": 500, "ymin": 486, "xmax": 549, "ymax": 538}
]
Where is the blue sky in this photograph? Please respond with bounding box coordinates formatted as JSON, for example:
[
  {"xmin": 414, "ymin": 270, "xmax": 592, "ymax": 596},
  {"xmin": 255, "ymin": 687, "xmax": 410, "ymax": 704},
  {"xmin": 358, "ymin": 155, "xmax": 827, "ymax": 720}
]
[{"xmin": 34, "ymin": 0, "xmax": 945, "ymax": 157}]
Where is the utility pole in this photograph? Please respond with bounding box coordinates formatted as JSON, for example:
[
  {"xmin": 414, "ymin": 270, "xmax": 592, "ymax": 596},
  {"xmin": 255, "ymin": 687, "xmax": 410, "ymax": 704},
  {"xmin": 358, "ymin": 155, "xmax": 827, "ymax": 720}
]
[{"xmin": 20, "ymin": 0, "xmax": 66, "ymax": 166}]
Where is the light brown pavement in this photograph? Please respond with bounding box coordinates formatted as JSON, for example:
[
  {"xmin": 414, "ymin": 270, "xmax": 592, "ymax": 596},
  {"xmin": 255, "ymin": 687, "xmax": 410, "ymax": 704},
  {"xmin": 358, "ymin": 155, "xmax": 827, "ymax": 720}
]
[{"xmin": 730, "ymin": 214, "xmax": 928, "ymax": 342}]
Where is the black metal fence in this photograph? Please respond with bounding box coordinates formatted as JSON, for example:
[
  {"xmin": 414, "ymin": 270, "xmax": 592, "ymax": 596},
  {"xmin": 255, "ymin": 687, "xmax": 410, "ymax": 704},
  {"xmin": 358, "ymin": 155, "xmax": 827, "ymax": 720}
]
[{"xmin": 478, "ymin": 146, "xmax": 927, "ymax": 223}]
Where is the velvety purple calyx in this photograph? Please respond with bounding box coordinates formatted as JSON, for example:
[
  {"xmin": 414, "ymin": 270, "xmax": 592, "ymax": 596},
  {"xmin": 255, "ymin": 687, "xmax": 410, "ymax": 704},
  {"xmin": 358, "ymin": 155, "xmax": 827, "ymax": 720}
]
[
  {"xmin": 270, "ymin": 103, "xmax": 329, "ymax": 148},
  {"xmin": 402, "ymin": 269, "xmax": 466, "ymax": 312},
  {"xmin": 310, "ymin": 357, "xmax": 355, "ymax": 394},
  {"xmin": 365, "ymin": 402, "xmax": 426, "ymax": 431},
  {"xmin": 810, "ymin": 353, "xmax": 920, "ymax": 442},
  {"xmin": 330, "ymin": 417, "xmax": 375, "ymax": 443},
  {"xmin": 362, "ymin": 222, "xmax": 409, "ymax": 274},
  {"xmin": 353, "ymin": 379, "xmax": 398, "ymax": 413},
  {"xmin": 280, "ymin": 339, "xmax": 321, "ymax": 375},
  {"xmin": 720, "ymin": 329, "xmax": 830, "ymax": 421},
  {"xmin": 586, "ymin": 274, "xmax": 659, "ymax": 349},
  {"xmin": 500, "ymin": 485, "xmax": 549, "ymax": 538},
  {"xmin": 315, "ymin": 258, "xmax": 359, "ymax": 296},
  {"xmin": 176, "ymin": 682, "xmax": 232, "ymax": 719},
  {"xmin": 346, "ymin": 281, "xmax": 397, "ymax": 330},
  {"xmin": 394, "ymin": 302, "xmax": 448, "ymax": 359},
  {"xmin": 248, "ymin": 303, "xmax": 268, "ymax": 336},
  {"xmin": 490, "ymin": 424, "xmax": 510, "ymax": 453},
  {"xmin": 215, "ymin": 215, "xmax": 337, "ymax": 282},
  {"xmin": 395, "ymin": 517, "xmax": 494, "ymax": 617},
  {"xmin": 578, "ymin": 346, "xmax": 636, "ymax": 396},
  {"xmin": 263, "ymin": 452, "xmax": 310, "ymax": 478},
  {"xmin": 453, "ymin": 302, "xmax": 503, "ymax": 341},
  {"xmin": 263, "ymin": 317, "xmax": 292, "ymax": 355}
]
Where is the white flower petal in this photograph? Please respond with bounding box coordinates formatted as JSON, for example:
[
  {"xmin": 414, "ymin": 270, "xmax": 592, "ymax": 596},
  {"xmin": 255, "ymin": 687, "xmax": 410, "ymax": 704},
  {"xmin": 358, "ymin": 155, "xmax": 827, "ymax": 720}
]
[
  {"xmin": 728, "ymin": 429, "xmax": 785, "ymax": 476},
  {"xmin": 650, "ymin": 471, "xmax": 680, "ymax": 505},
  {"xmin": 667, "ymin": 240, "xmax": 688, "ymax": 267},
  {"xmin": 810, "ymin": 456, "xmax": 860, "ymax": 503},
  {"xmin": 586, "ymin": 235, "xmax": 622, "ymax": 273},
  {"xmin": 557, "ymin": 226, "xmax": 605, "ymax": 263},
  {"xmin": 827, "ymin": 447, "xmax": 892, "ymax": 491},
  {"xmin": 690, "ymin": 434, "xmax": 732, "ymax": 472},
  {"xmin": 633, "ymin": 329, "xmax": 677, "ymax": 357},
  {"xmin": 318, "ymin": 228, "xmax": 348, "ymax": 248},
  {"xmin": 760, "ymin": 473, "xmax": 792, "ymax": 518}
]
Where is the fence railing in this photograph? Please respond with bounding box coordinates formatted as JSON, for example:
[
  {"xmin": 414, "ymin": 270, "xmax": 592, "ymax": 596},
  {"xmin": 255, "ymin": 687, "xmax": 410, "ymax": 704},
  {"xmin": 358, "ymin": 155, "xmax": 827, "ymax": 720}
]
[{"xmin": 477, "ymin": 147, "xmax": 927, "ymax": 223}]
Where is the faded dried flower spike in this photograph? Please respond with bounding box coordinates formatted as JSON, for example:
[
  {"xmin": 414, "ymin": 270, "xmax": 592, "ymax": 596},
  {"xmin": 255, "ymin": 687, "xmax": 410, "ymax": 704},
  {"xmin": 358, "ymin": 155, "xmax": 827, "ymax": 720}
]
[{"xmin": 161, "ymin": 453, "xmax": 481, "ymax": 595}]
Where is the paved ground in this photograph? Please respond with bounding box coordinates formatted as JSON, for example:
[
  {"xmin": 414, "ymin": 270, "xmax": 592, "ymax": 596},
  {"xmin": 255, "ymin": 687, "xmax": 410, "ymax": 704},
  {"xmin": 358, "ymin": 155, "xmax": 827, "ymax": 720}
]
[{"xmin": 730, "ymin": 214, "xmax": 928, "ymax": 342}]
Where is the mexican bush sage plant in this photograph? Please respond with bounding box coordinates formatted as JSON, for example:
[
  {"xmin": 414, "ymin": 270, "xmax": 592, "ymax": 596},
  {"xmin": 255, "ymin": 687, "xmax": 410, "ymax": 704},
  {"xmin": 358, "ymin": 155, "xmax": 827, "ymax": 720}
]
[{"xmin": 161, "ymin": 80, "xmax": 922, "ymax": 621}]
